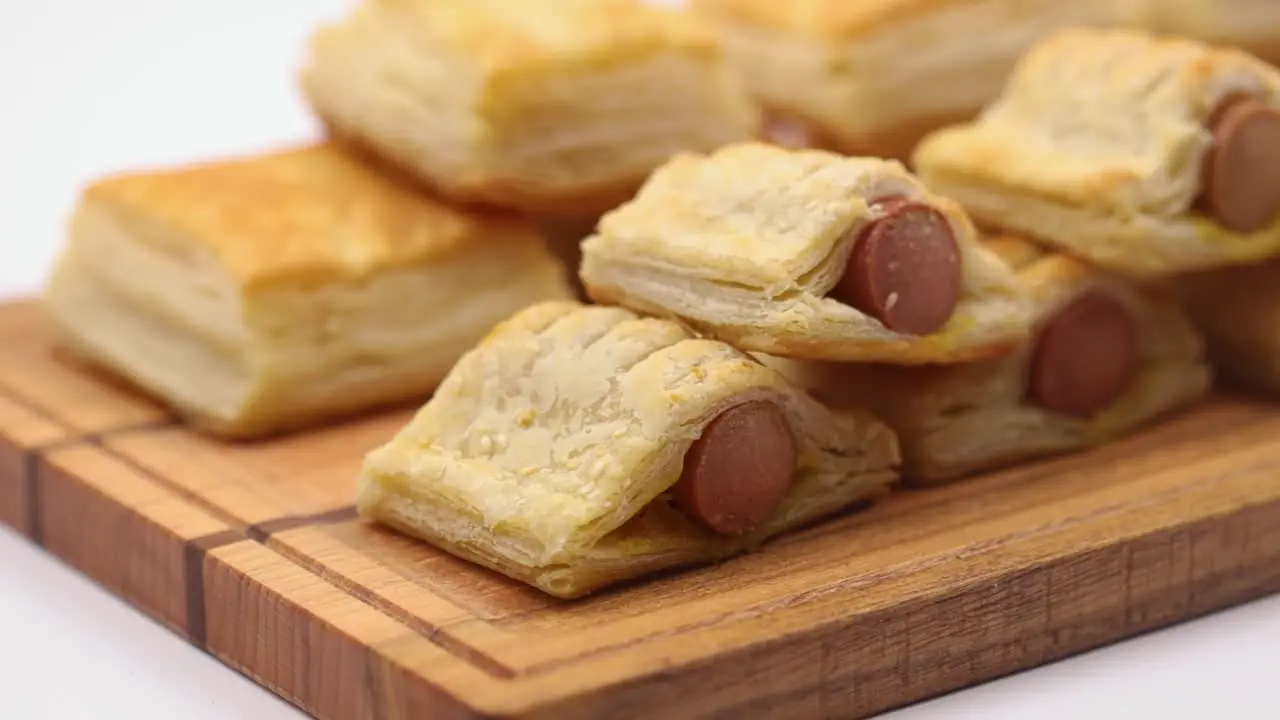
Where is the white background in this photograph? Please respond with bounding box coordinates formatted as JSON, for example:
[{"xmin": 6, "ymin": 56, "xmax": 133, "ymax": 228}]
[{"xmin": 0, "ymin": 1, "xmax": 1276, "ymax": 718}]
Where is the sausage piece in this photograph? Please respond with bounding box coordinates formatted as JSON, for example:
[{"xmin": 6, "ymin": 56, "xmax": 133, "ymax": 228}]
[
  {"xmin": 1028, "ymin": 292, "xmax": 1139, "ymax": 419},
  {"xmin": 831, "ymin": 198, "xmax": 963, "ymax": 336},
  {"xmin": 1199, "ymin": 95, "xmax": 1280, "ymax": 234},
  {"xmin": 672, "ymin": 400, "xmax": 797, "ymax": 536}
]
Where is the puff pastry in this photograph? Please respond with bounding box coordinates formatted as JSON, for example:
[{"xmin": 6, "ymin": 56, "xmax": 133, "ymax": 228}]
[
  {"xmin": 914, "ymin": 27, "xmax": 1280, "ymax": 278},
  {"xmin": 300, "ymin": 0, "xmax": 761, "ymax": 216},
  {"xmin": 579, "ymin": 142, "xmax": 1029, "ymax": 364},
  {"xmin": 356, "ymin": 301, "xmax": 900, "ymax": 598},
  {"xmin": 42, "ymin": 144, "xmax": 574, "ymax": 439},
  {"xmin": 1135, "ymin": 0, "xmax": 1280, "ymax": 66},
  {"xmin": 1175, "ymin": 259, "xmax": 1280, "ymax": 397},
  {"xmin": 691, "ymin": 0, "xmax": 1124, "ymax": 160},
  {"xmin": 763, "ymin": 235, "xmax": 1212, "ymax": 484}
]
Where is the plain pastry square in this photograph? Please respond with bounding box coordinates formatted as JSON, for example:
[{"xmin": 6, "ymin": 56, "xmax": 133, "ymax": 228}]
[
  {"xmin": 1135, "ymin": 0, "xmax": 1280, "ymax": 66},
  {"xmin": 42, "ymin": 144, "xmax": 575, "ymax": 439},
  {"xmin": 579, "ymin": 142, "xmax": 1030, "ymax": 365},
  {"xmin": 690, "ymin": 0, "xmax": 1124, "ymax": 160},
  {"xmin": 763, "ymin": 235, "xmax": 1212, "ymax": 485},
  {"xmin": 914, "ymin": 27, "xmax": 1280, "ymax": 278},
  {"xmin": 356, "ymin": 301, "xmax": 900, "ymax": 598},
  {"xmin": 300, "ymin": 0, "xmax": 761, "ymax": 216}
]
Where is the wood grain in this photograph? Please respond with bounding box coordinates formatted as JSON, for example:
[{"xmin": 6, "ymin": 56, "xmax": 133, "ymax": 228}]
[{"xmin": 2, "ymin": 300, "xmax": 1280, "ymax": 719}]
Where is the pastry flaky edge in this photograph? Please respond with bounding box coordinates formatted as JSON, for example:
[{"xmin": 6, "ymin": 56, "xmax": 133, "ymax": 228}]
[
  {"xmin": 690, "ymin": 0, "xmax": 1126, "ymax": 160},
  {"xmin": 1173, "ymin": 257, "xmax": 1280, "ymax": 397},
  {"xmin": 355, "ymin": 301, "xmax": 901, "ymax": 599},
  {"xmin": 299, "ymin": 0, "xmax": 762, "ymax": 216},
  {"xmin": 913, "ymin": 26, "xmax": 1280, "ymax": 278},
  {"xmin": 41, "ymin": 143, "xmax": 576, "ymax": 439},
  {"xmin": 579, "ymin": 142, "xmax": 1030, "ymax": 365},
  {"xmin": 763, "ymin": 235, "xmax": 1212, "ymax": 485}
]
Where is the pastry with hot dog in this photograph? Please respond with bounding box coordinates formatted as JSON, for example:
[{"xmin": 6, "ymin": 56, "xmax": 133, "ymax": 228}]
[
  {"xmin": 764, "ymin": 235, "xmax": 1212, "ymax": 485},
  {"xmin": 578, "ymin": 142, "xmax": 1029, "ymax": 364},
  {"xmin": 690, "ymin": 0, "xmax": 1124, "ymax": 159},
  {"xmin": 42, "ymin": 144, "xmax": 575, "ymax": 438},
  {"xmin": 914, "ymin": 28, "xmax": 1280, "ymax": 278},
  {"xmin": 355, "ymin": 301, "xmax": 900, "ymax": 598},
  {"xmin": 300, "ymin": 0, "xmax": 760, "ymax": 216}
]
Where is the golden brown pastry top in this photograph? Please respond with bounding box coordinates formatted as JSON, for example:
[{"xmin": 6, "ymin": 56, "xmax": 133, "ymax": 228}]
[
  {"xmin": 339, "ymin": 0, "xmax": 721, "ymax": 77},
  {"xmin": 691, "ymin": 0, "xmax": 1009, "ymax": 40},
  {"xmin": 78, "ymin": 144, "xmax": 545, "ymax": 291},
  {"xmin": 592, "ymin": 141, "xmax": 975, "ymax": 289},
  {"xmin": 914, "ymin": 27, "xmax": 1280, "ymax": 219}
]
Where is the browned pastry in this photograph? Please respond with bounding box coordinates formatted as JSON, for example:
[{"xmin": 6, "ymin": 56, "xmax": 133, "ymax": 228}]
[
  {"xmin": 356, "ymin": 301, "xmax": 901, "ymax": 598},
  {"xmin": 915, "ymin": 27, "xmax": 1280, "ymax": 278},
  {"xmin": 692, "ymin": 0, "xmax": 1126, "ymax": 160},
  {"xmin": 301, "ymin": 0, "xmax": 761, "ymax": 216},
  {"xmin": 579, "ymin": 142, "xmax": 1030, "ymax": 364},
  {"xmin": 763, "ymin": 235, "xmax": 1211, "ymax": 484},
  {"xmin": 42, "ymin": 144, "xmax": 575, "ymax": 438}
]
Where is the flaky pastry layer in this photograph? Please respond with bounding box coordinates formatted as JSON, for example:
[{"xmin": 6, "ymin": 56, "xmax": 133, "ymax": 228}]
[
  {"xmin": 764, "ymin": 236, "xmax": 1211, "ymax": 484},
  {"xmin": 692, "ymin": 0, "xmax": 1123, "ymax": 160},
  {"xmin": 914, "ymin": 27, "xmax": 1280, "ymax": 277},
  {"xmin": 579, "ymin": 142, "xmax": 1029, "ymax": 364},
  {"xmin": 42, "ymin": 144, "xmax": 574, "ymax": 438},
  {"xmin": 300, "ymin": 0, "xmax": 760, "ymax": 215},
  {"xmin": 356, "ymin": 301, "xmax": 900, "ymax": 598}
]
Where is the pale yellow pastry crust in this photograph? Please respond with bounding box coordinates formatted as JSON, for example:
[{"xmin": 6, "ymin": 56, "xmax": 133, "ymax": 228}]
[
  {"xmin": 764, "ymin": 236, "xmax": 1211, "ymax": 484},
  {"xmin": 579, "ymin": 142, "xmax": 1030, "ymax": 364},
  {"xmin": 300, "ymin": 0, "xmax": 761, "ymax": 216},
  {"xmin": 42, "ymin": 144, "xmax": 575, "ymax": 438},
  {"xmin": 355, "ymin": 301, "xmax": 900, "ymax": 598},
  {"xmin": 914, "ymin": 27, "xmax": 1280, "ymax": 277},
  {"xmin": 692, "ymin": 0, "xmax": 1123, "ymax": 162}
]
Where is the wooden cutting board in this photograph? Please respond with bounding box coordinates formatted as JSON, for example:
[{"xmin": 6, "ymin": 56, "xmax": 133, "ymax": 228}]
[{"xmin": 3, "ymin": 299, "xmax": 1280, "ymax": 719}]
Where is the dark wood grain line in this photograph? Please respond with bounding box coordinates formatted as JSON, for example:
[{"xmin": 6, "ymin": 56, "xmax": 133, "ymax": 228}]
[
  {"xmin": 183, "ymin": 530, "xmax": 244, "ymax": 647},
  {"xmin": 516, "ymin": 446, "xmax": 1280, "ymax": 676},
  {"xmin": 247, "ymin": 505, "xmax": 360, "ymax": 541},
  {"xmin": 721, "ymin": 506, "xmax": 1280, "ymax": 719},
  {"xmin": 91, "ymin": 441, "xmax": 518, "ymax": 680},
  {"xmin": 22, "ymin": 448, "xmax": 42, "ymax": 545}
]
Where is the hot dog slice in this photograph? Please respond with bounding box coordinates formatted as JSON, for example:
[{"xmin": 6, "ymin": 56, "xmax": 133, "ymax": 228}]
[
  {"xmin": 1028, "ymin": 292, "xmax": 1139, "ymax": 418},
  {"xmin": 1200, "ymin": 95, "xmax": 1280, "ymax": 234},
  {"xmin": 672, "ymin": 400, "xmax": 797, "ymax": 536},
  {"xmin": 831, "ymin": 198, "xmax": 963, "ymax": 336}
]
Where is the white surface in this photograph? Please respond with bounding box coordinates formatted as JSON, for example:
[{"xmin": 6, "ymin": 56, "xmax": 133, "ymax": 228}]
[{"xmin": 0, "ymin": 1, "xmax": 1276, "ymax": 718}]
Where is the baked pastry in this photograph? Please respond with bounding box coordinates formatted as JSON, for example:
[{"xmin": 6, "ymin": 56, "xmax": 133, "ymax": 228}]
[
  {"xmin": 914, "ymin": 27, "xmax": 1280, "ymax": 278},
  {"xmin": 1174, "ymin": 258, "xmax": 1280, "ymax": 396},
  {"xmin": 356, "ymin": 301, "xmax": 900, "ymax": 598},
  {"xmin": 763, "ymin": 235, "xmax": 1212, "ymax": 484},
  {"xmin": 1135, "ymin": 0, "xmax": 1280, "ymax": 66},
  {"xmin": 579, "ymin": 142, "xmax": 1029, "ymax": 364},
  {"xmin": 300, "ymin": 0, "xmax": 761, "ymax": 216},
  {"xmin": 42, "ymin": 144, "xmax": 575, "ymax": 439},
  {"xmin": 691, "ymin": 0, "xmax": 1124, "ymax": 160}
]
